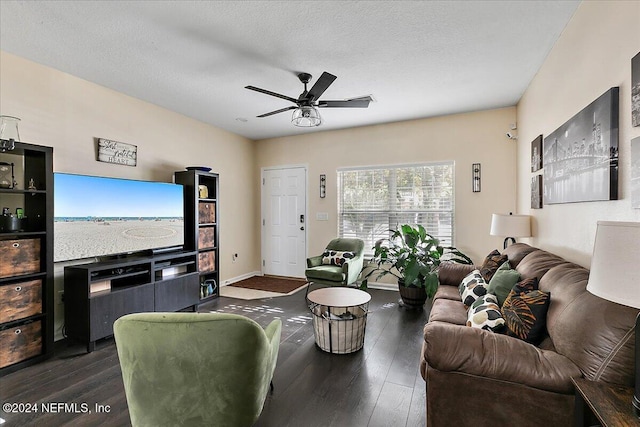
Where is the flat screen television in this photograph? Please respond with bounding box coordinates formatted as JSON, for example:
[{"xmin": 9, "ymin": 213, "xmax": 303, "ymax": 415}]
[{"xmin": 54, "ymin": 173, "xmax": 184, "ymax": 262}]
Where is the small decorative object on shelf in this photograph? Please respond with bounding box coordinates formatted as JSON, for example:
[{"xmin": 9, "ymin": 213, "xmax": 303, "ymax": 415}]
[
  {"xmin": 28, "ymin": 178, "xmax": 36, "ymax": 191},
  {"xmin": 0, "ymin": 162, "xmax": 15, "ymax": 188},
  {"xmin": 0, "ymin": 115, "xmax": 20, "ymax": 152}
]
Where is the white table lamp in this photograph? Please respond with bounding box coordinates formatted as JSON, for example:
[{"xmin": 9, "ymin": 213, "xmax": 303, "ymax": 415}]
[
  {"xmin": 586, "ymin": 221, "xmax": 640, "ymax": 417},
  {"xmin": 490, "ymin": 213, "xmax": 531, "ymax": 249}
]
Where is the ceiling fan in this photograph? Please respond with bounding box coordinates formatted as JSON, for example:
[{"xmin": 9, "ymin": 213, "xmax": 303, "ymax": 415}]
[{"xmin": 245, "ymin": 72, "xmax": 372, "ymax": 127}]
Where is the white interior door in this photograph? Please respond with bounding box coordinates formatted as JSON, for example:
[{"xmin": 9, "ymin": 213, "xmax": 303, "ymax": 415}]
[{"xmin": 262, "ymin": 167, "xmax": 307, "ymax": 278}]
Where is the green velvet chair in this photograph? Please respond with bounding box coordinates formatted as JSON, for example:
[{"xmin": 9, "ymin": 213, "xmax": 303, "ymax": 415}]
[
  {"xmin": 113, "ymin": 312, "xmax": 281, "ymax": 427},
  {"xmin": 305, "ymin": 237, "xmax": 365, "ymax": 296}
]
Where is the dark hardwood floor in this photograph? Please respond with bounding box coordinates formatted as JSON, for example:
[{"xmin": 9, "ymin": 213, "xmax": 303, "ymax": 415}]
[{"xmin": 1, "ymin": 288, "xmax": 430, "ymax": 426}]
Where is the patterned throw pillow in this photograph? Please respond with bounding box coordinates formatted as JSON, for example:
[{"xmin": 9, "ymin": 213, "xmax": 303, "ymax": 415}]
[
  {"xmin": 487, "ymin": 261, "xmax": 521, "ymax": 306},
  {"xmin": 470, "ymin": 292, "xmax": 499, "ymax": 310},
  {"xmin": 479, "ymin": 249, "xmax": 508, "ymax": 282},
  {"xmin": 459, "ymin": 270, "xmax": 488, "ymax": 307},
  {"xmin": 501, "ymin": 278, "xmax": 550, "ymax": 344},
  {"xmin": 322, "ymin": 250, "xmax": 356, "ymax": 266},
  {"xmin": 467, "ymin": 295, "xmax": 506, "ymax": 332}
]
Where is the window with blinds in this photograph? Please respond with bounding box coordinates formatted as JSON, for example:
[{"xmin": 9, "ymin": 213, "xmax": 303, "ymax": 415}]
[{"xmin": 337, "ymin": 162, "xmax": 455, "ymax": 254}]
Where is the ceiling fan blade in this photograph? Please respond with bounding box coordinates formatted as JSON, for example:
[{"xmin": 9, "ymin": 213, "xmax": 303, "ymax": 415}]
[
  {"xmin": 318, "ymin": 96, "xmax": 372, "ymax": 108},
  {"xmin": 306, "ymin": 72, "xmax": 337, "ymax": 101},
  {"xmin": 256, "ymin": 106, "xmax": 298, "ymax": 118},
  {"xmin": 245, "ymin": 85, "xmax": 299, "ymax": 104}
]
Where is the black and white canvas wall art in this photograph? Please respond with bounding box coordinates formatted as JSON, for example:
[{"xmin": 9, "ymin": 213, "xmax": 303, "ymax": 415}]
[
  {"xmin": 632, "ymin": 136, "xmax": 640, "ymax": 208},
  {"xmin": 531, "ymin": 135, "xmax": 543, "ymax": 172},
  {"xmin": 531, "ymin": 175, "xmax": 542, "ymax": 209},
  {"xmin": 633, "ymin": 52, "xmax": 640, "ymax": 127},
  {"xmin": 542, "ymin": 87, "xmax": 619, "ymax": 205}
]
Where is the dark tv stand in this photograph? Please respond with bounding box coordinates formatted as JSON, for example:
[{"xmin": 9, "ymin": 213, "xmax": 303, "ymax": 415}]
[{"xmin": 64, "ymin": 250, "xmax": 199, "ymax": 352}]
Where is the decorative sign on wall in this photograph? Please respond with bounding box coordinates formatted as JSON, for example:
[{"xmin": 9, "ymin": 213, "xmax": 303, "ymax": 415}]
[
  {"xmin": 542, "ymin": 87, "xmax": 619, "ymax": 204},
  {"xmin": 97, "ymin": 138, "xmax": 137, "ymax": 167}
]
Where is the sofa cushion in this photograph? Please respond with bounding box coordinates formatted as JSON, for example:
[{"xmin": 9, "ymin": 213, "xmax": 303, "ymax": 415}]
[
  {"xmin": 428, "ymin": 299, "xmax": 468, "ymax": 325},
  {"xmin": 502, "ymin": 278, "xmax": 550, "ymax": 345},
  {"xmin": 433, "ymin": 284, "xmax": 462, "ymax": 301},
  {"xmin": 304, "ymin": 265, "xmax": 345, "ymax": 282},
  {"xmin": 459, "ymin": 270, "xmax": 487, "ymax": 307},
  {"xmin": 321, "ymin": 250, "xmax": 355, "ymax": 266},
  {"xmin": 467, "ymin": 295, "xmax": 505, "ymax": 332},
  {"xmin": 487, "ymin": 261, "xmax": 521, "ymax": 306},
  {"xmin": 502, "ymin": 243, "xmax": 539, "ymax": 268},
  {"xmin": 479, "ymin": 249, "xmax": 508, "ymax": 282},
  {"xmin": 514, "ymin": 249, "xmax": 568, "ymax": 281},
  {"xmin": 437, "ymin": 262, "xmax": 477, "ymax": 287}
]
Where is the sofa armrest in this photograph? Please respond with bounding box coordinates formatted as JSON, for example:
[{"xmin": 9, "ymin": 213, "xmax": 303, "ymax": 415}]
[
  {"xmin": 437, "ymin": 262, "xmax": 477, "ymax": 287},
  {"xmin": 421, "ymin": 322, "xmax": 581, "ymax": 394},
  {"xmin": 307, "ymin": 255, "xmax": 323, "ymax": 268}
]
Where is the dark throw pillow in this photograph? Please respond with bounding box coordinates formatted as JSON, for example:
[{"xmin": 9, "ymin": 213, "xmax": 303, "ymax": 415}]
[
  {"xmin": 501, "ymin": 278, "xmax": 550, "ymax": 345},
  {"xmin": 479, "ymin": 249, "xmax": 508, "ymax": 282}
]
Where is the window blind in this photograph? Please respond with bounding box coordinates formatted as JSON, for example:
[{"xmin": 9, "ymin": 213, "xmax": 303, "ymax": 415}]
[{"xmin": 337, "ymin": 162, "xmax": 455, "ymax": 254}]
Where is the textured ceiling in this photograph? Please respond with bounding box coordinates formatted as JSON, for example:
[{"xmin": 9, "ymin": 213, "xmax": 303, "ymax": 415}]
[{"xmin": 0, "ymin": 1, "xmax": 580, "ymax": 140}]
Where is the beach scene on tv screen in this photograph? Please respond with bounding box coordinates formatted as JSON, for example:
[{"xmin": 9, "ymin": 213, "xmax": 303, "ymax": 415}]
[{"xmin": 54, "ymin": 174, "xmax": 184, "ymax": 262}]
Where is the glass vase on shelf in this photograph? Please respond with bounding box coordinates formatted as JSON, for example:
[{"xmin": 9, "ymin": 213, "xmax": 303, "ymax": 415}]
[{"xmin": 0, "ymin": 115, "xmax": 21, "ymax": 152}]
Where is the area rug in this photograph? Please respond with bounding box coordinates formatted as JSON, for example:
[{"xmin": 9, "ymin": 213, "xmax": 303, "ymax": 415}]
[{"xmin": 220, "ymin": 275, "xmax": 308, "ymax": 300}]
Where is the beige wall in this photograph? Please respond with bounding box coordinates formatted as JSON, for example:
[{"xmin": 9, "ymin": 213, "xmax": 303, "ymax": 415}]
[
  {"xmin": 516, "ymin": 1, "xmax": 640, "ymax": 267},
  {"xmin": 256, "ymin": 107, "xmax": 518, "ymax": 265},
  {"xmin": 0, "ymin": 51, "xmax": 260, "ymax": 338}
]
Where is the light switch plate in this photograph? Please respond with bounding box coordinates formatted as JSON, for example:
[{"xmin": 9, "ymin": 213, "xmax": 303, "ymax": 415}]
[{"xmin": 316, "ymin": 212, "xmax": 329, "ymax": 221}]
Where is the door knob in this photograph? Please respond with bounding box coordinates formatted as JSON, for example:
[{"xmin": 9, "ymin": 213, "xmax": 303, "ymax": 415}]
[{"xmin": 300, "ymin": 226, "xmax": 305, "ymax": 231}]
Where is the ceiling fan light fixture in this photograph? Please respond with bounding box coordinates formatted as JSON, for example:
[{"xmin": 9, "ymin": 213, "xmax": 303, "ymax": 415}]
[{"xmin": 292, "ymin": 106, "xmax": 321, "ymax": 127}]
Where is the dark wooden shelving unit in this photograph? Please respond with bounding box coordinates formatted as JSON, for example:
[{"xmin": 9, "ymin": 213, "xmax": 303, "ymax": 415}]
[
  {"xmin": 0, "ymin": 141, "xmax": 54, "ymax": 376},
  {"xmin": 175, "ymin": 170, "xmax": 220, "ymax": 303}
]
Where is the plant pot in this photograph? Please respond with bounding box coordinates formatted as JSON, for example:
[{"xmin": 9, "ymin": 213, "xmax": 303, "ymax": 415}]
[{"xmin": 398, "ymin": 279, "xmax": 427, "ymax": 308}]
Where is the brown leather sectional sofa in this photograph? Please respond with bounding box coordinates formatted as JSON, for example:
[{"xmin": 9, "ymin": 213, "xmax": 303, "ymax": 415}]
[{"xmin": 420, "ymin": 243, "xmax": 637, "ymax": 427}]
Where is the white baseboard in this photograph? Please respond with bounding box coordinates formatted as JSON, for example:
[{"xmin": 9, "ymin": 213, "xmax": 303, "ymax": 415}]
[
  {"xmin": 361, "ymin": 281, "xmax": 396, "ymax": 291},
  {"xmin": 221, "ymin": 271, "xmax": 262, "ymax": 287}
]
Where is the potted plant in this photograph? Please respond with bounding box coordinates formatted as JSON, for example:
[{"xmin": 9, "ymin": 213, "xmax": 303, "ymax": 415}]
[{"xmin": 361, "ymin": 224, "xmax": 473, "ymax": 307}]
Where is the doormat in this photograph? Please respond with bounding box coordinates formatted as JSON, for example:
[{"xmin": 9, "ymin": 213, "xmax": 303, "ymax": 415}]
[{"xmin": 230, "ymin": 275, "xmax": 307, "ymax": 293}]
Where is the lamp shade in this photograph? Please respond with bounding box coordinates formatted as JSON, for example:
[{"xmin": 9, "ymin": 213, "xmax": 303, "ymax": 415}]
[
  {"xmin": 292, "ymin": 106, "xmax": 321, "ymax": 127},
  {"xmin": 586, "ymin": 221, "xmax": 640, "ymax": 309},
  {"xmin": 490, "ymin": 213, "xmax": 531, "ymax": 238}
]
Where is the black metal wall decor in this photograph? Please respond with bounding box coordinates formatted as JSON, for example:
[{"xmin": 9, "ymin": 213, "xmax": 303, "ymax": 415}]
[
  {"xmin": 320, "ymin": 174, "xmax": 326, "ymax": 198},
  {"xmin": 543, "ymin": 87, "xmax": 619, "ymax": 204},
  {"xmin": 472, "ymin": 163, "xmax": 481, "ymax": 192}
]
